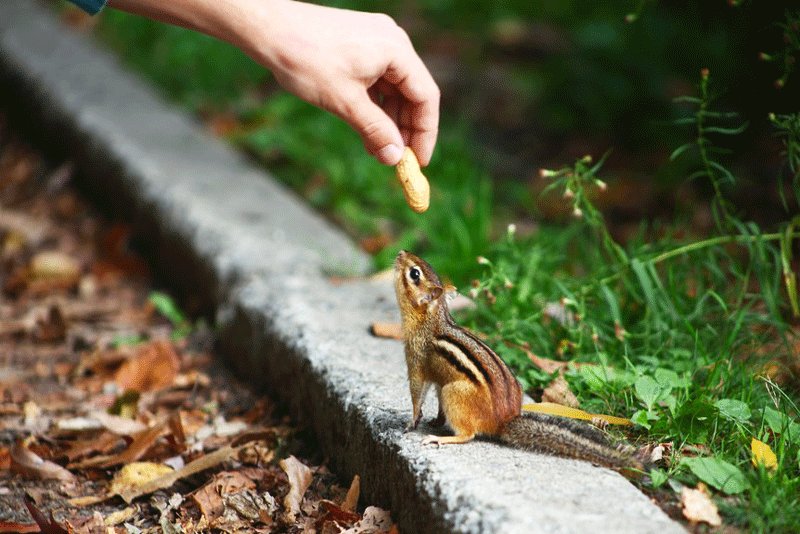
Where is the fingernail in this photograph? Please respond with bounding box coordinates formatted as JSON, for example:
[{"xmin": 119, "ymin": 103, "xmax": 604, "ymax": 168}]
[{"xmin": 376, "ymin": 144, "xmax": 403, "ymax": 165}]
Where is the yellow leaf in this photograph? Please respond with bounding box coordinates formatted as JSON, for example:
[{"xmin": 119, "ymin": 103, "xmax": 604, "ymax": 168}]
[
  {"xmin": 109, "ymin": 461, "xmax": 174, "ymax": 496},
  {"xmin": 751, "ymin": 438, "xmax": 777, "ymax": 469},
  {"xmin": 522, "ymin": 402, "xmax": 632, "ymax": 426}
]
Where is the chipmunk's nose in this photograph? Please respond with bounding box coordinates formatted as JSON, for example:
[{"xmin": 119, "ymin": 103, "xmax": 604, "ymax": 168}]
[{"xmin": 396, "ymin": 250, "xmax": 407, "ymax": 258}]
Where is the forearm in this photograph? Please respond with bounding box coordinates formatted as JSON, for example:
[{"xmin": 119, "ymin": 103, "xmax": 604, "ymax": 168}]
[{"xmin": 106, "ymin": 0, "xmax": 268, "ymax": 56}]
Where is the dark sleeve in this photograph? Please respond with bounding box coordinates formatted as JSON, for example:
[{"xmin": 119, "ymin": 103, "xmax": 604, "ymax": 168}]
[{"xmin": 67, "ymin": 0, "xmax": 109, "ymax": 15}]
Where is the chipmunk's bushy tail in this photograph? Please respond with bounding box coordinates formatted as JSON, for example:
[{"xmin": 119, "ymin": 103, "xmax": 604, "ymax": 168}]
[{"xmin": 499, "ymin": 412, "xmax": 644, "ymax": 470}]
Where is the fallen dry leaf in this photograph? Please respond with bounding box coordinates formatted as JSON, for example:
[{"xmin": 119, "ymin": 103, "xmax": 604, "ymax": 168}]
[
  {"xmin": 10, "ymin": 440, "xmax": 75, "ymax": 482},
  {"xmin": 224, "ymin": 488, "xmax": 277, "ymax": 522},
  {"xmin": 117, "ymin": 445, "xmax": 240, "ymax": 503},
  {"xmin": 102, "ymin": 506, "xmax": 137, "ymax": 526},
  {"xmin": 64, "ymin": 431, "xmax": 122, "ymax": 463},
  {"xmin": 109, "ymin": 462, "xmax": 175, "ymax": 496},
  {"xmin": 92, "ymin": 420, "xmax": 168, "ymax": 468},
  {"xmin": 318, "ymin": 500, "xmax": 361, "ymax": 531},
  {"xmin": 87, "ymin": 410, "xmax": 147, "ymax": 435},
  {"xmin": 29, "ymin": 250, "xmax": 81, "ymax": 282},
  {"xmin": 342, "ymin": 506, "xmax": 395, "ymax": 533},
  {"xmin": 280, "ymin": 455, "xmax": 313, "ymax": 523},
  {"xmin": 115, "ymin": 340, "xmax": 180, "ymax": 393},
  {"xmin": 751, "ymin": 437, "xmax": 777, "ymax": 470},
  {"xmin": 192, "ymin": 471, "xmax": 256, "ymax": 524},
  {"xmin": 370, "ymin": 322, "xmax": 403, "ymax": 340},
  {"xmin": 22, "ymin": 495, "xmax": 68, "ymax": 534},
  {"xmin": 33, "ymin": 304, "xmax": 67, "ymax": 342},
  {"xmin": 0, "ymin": 209, "xmax": 52, "ymax": 246},
  {"xmin": 681, "ymin": 483, "xmax": 722, "ymax": 526},
  {"xmin": 541, "ymin": 375, "xmax": 580, "ymax": 408},
  {"xmin": 0, "ymin": 521, "xmax": 41, "ymax": 534},
  {"xmin": 341, "ymin": 474, "xmax": 360, "ymax": 513}
]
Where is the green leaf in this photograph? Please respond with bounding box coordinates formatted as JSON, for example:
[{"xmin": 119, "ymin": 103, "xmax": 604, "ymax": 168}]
[
  {"xmin": 669, "ymin": 143, "xmax": 693, "ymax": 161},
  {"xmin": 715, "ymin": 399, "xmax": 751, "ymax": 424},
  {"xmin": 635, "ymin": 375, "xmax": 661, "ymax": 410},
  {"xmin": 631, "ymin": 259, "xmax": 658, "ymax": 313},
  {"xmin": 148, "ymin": 291, "xmax": 187, "ymax": 328},
  {"xmin": 600, "ymin": 284, "xmax": 622, "ymax": 324},
  {"xmin": 631, "ymin": 410, "xmax": 652, "ymax": 429},
  {"xmin": 649, "ymin": 468, "xmax": 669, "ymax": 488},
  {"xmin": 704, "ymin": 123, "xmax": 749, "ymax": 136},
  {"xmin": 579, "ymin": 365, "xmax": 607, "ymax": 392},
  {"xmin": 682, "ymin": 457, "xmax": 749, "ymax": 494},
  {"xmin": 763, "ymin": 407, "xmax": 800, "ymax": 443},
  {"xmin": 654, "ymin": 368, "xmax": 682, "ymax": 389}
]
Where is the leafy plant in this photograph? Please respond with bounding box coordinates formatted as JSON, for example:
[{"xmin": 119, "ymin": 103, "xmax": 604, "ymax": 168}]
[{"xmin": 670, "ymin": 69, "xmax": 748, "ymax": 229}]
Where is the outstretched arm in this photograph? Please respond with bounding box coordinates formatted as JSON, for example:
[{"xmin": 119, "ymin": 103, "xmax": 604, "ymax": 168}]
[{"xmin": 105, "ymin": 0, "xmax": 440, "ymax": 166}]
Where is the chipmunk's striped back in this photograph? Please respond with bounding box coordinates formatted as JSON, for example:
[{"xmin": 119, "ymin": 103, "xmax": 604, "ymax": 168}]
[{"xmin": 432, "ymin": 315, "xmax": 522, "ymax": 428}]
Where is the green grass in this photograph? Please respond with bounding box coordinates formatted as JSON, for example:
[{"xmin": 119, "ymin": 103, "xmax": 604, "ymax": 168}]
[
  {"xmin": 77, "ymin": 3, "xmax": 800, "ymax": 530},
  {"xmin": 461, "ymin": 152, "xmax": 800, "ymax": 530}
]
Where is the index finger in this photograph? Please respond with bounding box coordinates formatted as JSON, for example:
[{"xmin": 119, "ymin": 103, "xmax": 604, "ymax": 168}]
[{"xmin": 384, "ymin": 50, "xmax": 440, "ymax": 166}]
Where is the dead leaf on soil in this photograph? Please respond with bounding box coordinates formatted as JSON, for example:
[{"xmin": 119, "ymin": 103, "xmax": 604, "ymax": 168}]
[
  {"xmin": 33, "ymin": 304, "xmax": 67, "ymax": 342},
  {"xmin": 10, "ymin": 440, "xmax": 75, "ymax": 482},
  {"xmin": 541, "ymin": 375, "xmax": 580, "ymax": 408},
  {"xmin": 104, "ymin": 506, "xmax": 137, "ymax": 527},
  {"xmin": 0, "ymin": 210, "xmax": 52, "ymax": 247},
  {"xmin": 280, "ymin": 455, "xmax": 313, "ymax": 523},
  {"xmin": 318, "ymin": 500, "xmax": 361, "ymax": 532},
  {"xmin": 341, "ymin": 474, "xmax": 360, "ymax": 513},
  {"xmin": 342, "ymin": 506, "xmax": 395, "ymax": 533},
  {"xmin": 26, "ymin": 250, "xmax": 81, "ymax": 294},
  {"xmin": 118, "ymin": 444, "xmax": 240, "ymax": 504},
  {"xmin": 225, "ymin": 488, "xmax": 278, "ymax": 522},
  {"xmin": 115, "ymin": 340, "xmax": 180, "ymax": 393},
  {"xmin": 681, "ymin": 483, "xmax": 721, "ymax": 527},
  {"xmin": 64, "ymin": 431, "xmax": 122, "ymax": 462},
  {"xmin": 75, "ymin": 419, "xmax": 166, "ymax": 469},
  {"xmin": 109, "ymin": 461, "xmax": 175, "ymax": 496},
  {"xmin": 87, "ymin": 410, "xmax": 147, "ymax": 436},
  {"xmin": 370, "ymin": 322, "xmax": 403, "ymax": 340},
  {"xmin": 192, "ymin": 470, "xmax": 256, "ymax": 523},
  {"xmin": 0, "ymin": 521, "xmax": 41, "ymax": 533},
  {"xmin": 22, "ymin": 494, "xmax": 68, "ymax": 534}
]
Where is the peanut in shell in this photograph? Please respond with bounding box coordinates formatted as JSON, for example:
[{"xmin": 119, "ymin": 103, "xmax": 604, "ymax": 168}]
[{"xmin": 395, "ymin": 147, "xmax": 430, "ymax": 213}]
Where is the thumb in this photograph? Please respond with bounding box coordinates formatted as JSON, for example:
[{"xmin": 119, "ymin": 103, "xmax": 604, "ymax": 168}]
[{"xmin": 337, "ymin": 90, "xmax": 405, "ymax": 165}]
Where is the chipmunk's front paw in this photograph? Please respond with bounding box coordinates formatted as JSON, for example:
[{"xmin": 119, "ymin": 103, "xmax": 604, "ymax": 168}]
[{"xmin": 404, "ymin": 413, "xmax": 422, "ymax": 433}]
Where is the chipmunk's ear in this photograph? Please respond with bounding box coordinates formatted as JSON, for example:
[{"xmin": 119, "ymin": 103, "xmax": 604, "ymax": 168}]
[
  {"xmin": 430, "ymin": 285, "xmax": 444, "ymax": 301},
  {"xmin": 415, "ymin": 285, "xmax": 443, "ymax": 307}
]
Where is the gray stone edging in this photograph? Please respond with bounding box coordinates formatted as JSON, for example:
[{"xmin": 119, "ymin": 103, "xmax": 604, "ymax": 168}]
[{"xmin": 0, "ymin": 3, "xmax": 685, "ymax": 532}]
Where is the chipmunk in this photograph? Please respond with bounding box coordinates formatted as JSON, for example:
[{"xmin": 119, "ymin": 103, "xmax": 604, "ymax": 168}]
[{"xmin": 393, "ymin": 250, "xmax": 643, "ymax": 470}]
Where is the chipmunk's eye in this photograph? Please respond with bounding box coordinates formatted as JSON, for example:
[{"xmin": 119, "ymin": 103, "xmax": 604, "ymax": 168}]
[{"xmin": 409, "ymin": 267, "xmax": 421, "ymax": 283}]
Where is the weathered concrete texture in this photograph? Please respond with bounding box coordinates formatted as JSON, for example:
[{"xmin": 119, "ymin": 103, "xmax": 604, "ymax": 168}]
[{"xmin": 0, "ymin": 3, "xmax": 685, "ymax": 532}]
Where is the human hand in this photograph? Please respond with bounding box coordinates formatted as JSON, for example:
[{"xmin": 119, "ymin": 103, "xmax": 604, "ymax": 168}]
[{"xmin": 243, "ymin": 1, "xmax": 440, "ymax": 166}]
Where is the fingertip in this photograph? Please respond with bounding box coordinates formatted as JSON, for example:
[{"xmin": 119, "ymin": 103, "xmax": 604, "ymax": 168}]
[
  {"xmin": 411, "ymin": 132, "xmax": 437, "ymax": 166},
  {"xmin": 375, "ymin": 143, "xmax": 404, "ymax": 165}
]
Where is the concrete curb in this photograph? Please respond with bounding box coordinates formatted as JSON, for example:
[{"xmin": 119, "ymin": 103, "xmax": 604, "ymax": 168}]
[{"xmin": 0, "ymin": 3, "xmax": 685, "ymax": 532}]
